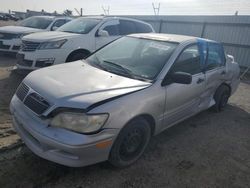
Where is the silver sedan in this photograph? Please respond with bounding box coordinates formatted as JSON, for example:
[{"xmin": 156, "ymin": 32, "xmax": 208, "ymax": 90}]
[{"xmin": 10, "ymin": 33, "xmax": 240, "ymax": 167}]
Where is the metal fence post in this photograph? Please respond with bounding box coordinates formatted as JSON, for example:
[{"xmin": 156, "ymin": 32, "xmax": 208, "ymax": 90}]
[
  {"xmin": 201, "ymin": 22, "xmax": 207, "ymax": 38},
  {"xmin": 159, "ymin": 19, "xmax": 163, "ymax": 33}
]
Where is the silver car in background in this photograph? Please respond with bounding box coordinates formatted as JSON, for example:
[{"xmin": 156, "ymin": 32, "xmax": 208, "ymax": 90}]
[{"xmin": 10, "ymin": 34, "xmax": 240, "ymax": 167}]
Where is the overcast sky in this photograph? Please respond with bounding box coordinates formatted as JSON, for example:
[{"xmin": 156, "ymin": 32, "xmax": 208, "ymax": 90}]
[{"xmin": 1, "ymin": 0, "xmax": 250, "ymax": 15}]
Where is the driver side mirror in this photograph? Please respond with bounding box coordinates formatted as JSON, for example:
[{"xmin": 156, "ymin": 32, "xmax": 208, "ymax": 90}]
[
  {"xmin": 162, "ymin": 72, "xmax": 192, "ymax": 86},
  {"xmin": 51, "ymin": 26, "xmax": 59, "ymax": 31},
  {"xmin": 97, "ymin": 30, "xmax": 109, "ymax": 37}
]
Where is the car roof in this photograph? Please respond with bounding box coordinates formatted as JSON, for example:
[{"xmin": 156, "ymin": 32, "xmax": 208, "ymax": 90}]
[
  {"xmin": 129, "ymin": 33, "xmax": 196, "ymax": 43},
  {"xmin": 30, "ymin": 16, "xmax": 71, "ymax": 20},
  {"xmin": 54, "ymin": 16, "xmax": 72, "ymax": 20},
  {"xmin": 129, "ymin": 33, "xmax": 216, "ymax": 43},
  {"xmin": 76, "ymin": 16, "xmax": 152, "ymax": 25},
  {"xmin": 31, "ymin": 16, "xmax": 56, "ymax": 19},
  {"xmin": 80, "ymin": 16, "xmax": 105, "ymax": 19},
  {"xmin": 104, "ymin": 16, "xmax": 150, "ymax": 23}
]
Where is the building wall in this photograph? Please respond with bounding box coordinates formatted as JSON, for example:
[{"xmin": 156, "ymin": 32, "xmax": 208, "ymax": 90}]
[{"xmin": 125, "ymin": 15, "xmax": 250, "ymax": 67}]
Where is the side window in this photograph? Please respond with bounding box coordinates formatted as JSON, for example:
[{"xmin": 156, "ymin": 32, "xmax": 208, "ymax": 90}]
[
  {"xmin": 65, "ymin": 19, "xmax": 71, "ymax": 24},
  {"xmin": 170, "ymin": 44, "xmax": 201, "ymax": 75},
  {"xmin": 206, "ymin": 43, "xmax": 225, "ymax": 70},
  {"xmin": 119, "ymin": 20, "xmax": 136, "ymax": 35},
  {"xmin": 53, "ymin": 19, "xmax": 66, "ymax": 28},
  {"xmin": 135, "ymin": 22, "xmax": 153, "ymax": 33},
  {"xmin": 103, "ymin": 24, "xmax": 119, "ymax": 36}
]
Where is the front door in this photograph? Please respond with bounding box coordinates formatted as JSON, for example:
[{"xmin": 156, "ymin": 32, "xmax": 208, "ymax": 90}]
[{"xmin": 163, "ymin": 44, "xmax": 206, "ymax": 128}]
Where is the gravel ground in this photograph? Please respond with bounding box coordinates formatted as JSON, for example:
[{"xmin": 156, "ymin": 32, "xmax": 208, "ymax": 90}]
[{"xmin": 0, "ymin": 55, "xmax": 250, "ymax": 188}]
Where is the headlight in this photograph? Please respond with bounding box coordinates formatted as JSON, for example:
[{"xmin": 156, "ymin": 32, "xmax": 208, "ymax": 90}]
[
  {"xmin": 50, "ymin": 112, "xmax": 108, "ymax": 133},
  {"xmin": 38, "ymin": 39, "xmax": 67, "ymax": 50}
]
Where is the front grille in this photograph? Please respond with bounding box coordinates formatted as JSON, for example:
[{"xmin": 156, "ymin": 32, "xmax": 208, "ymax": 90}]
[
  {"xmin": 21, "ymin": 40, "xmax": 41, "ymax": 52},
  {"xmin": 0, "ymin": 32, "xmax": 19, "ymax": 40},
  {"xmin": 23, "ymin": 93, "xmax": 50, "ymax": 115},
  {"xmin": 16, "ymin": 83, "xmax": 50, "ymax": 115},
  {"xmin": 12, "ymin": 45, "xmax": 20, "ymax": 50},
  {"xmin": 16, "ymin": 83, "xmax": 29, "ymax": 101},
  {"xmin": 17, "ymin": 59, "xmax": 33, "ymax": 67}
]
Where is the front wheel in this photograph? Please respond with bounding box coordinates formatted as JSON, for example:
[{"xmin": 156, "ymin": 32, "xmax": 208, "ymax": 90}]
[
  {"xmin": 66, "ymin": 52, "xmax": 89, "ymax": 62},
  {"xmin": 109, "ymin": 118, "xmax": 151, "ymax": 168}
]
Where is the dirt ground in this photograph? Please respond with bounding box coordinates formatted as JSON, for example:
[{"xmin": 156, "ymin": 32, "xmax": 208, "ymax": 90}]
[
  {"xmin": 0, "ymin": 54, "xmax": 250, "ymax": 188},
  {"xmin": 0, "ymin": 20, "xmax": 18, "ymax": 27}
]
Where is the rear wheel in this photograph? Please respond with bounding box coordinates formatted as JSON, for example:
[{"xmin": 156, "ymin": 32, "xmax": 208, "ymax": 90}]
[
  {"xmin": 109, "ymin": 118, "xmax": 151, "ymax": 168},
  {"xmin": 213, "ymin": 85, "xmax": 230, "ymax": 112}
]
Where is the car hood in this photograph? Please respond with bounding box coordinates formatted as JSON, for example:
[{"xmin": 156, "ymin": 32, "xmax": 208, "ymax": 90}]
[
  {"xmin": 24, "ymin": 61, "xmax": 151, "ymax": 110},
  {"xmin": 22, "ymin": 31, "xmax": 80, "ymax": 42},
  {"xmin": 0, "ymin": 26, "xmax": 41, "ymax": 34}
]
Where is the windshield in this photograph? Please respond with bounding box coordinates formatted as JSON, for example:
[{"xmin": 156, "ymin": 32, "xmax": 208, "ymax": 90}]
[
  {"xmin": 57, "ymin": 18, "xmax": 101, "ymax": 34},
  {"xmin": 87, "ymin": 36, "xmax": 178, "ymax": 81},
  {"xmin": 19, "ymin": 17, "xmax": 53, "ymax": 29}
]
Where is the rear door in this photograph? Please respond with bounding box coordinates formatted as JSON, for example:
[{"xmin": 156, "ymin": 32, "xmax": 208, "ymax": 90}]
[
  {"xmin": 204, "ymin": 42, "xmax": 226, "ymax": 103},
  {"xmin": 163, "ymin": 43, "xmax": 206, "ymax": 128}
]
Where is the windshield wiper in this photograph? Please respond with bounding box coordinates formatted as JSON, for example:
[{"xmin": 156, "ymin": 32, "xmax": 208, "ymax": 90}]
[
  {"xmin": 61, "ymin": 30, "xmax": 77, "ymax": 34},
  {"xmin": 102, "ymin": 60, "xmax": 134, "ymax": 77},
  {"xmin": 88, "ymin": 57, "xmax": 151, "ymax": 82},
  {"xmin": 86, "ymin": 56, "xmax": 109, "ymax": 72}
]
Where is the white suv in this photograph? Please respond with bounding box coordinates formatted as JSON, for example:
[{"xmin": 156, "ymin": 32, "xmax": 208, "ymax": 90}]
[
  {"xmin": 16, "ymin": 16, "xmax": 154, "ymax": 70},
  {"xmin": 0, "ymin": 16, "xmax": 72, "ymax": 54}
]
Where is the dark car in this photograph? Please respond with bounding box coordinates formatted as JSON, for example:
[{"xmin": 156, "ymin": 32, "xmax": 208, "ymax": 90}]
[
  {"xmin": 0, "ymin": 15, "xmax": 8, "ymax": 21},
  {"xmin": 4, "ymin": 14, "xmax": 19, "ymax": 21}
]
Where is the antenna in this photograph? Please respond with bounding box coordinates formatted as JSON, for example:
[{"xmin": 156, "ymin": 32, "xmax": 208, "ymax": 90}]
[
  {"xmin": 152, "ymin": 2, "xmax": 160, "ymax": 15},
  {"xmin": 102, "ymin": 5, "xmax": 110, "ymax": 15}
]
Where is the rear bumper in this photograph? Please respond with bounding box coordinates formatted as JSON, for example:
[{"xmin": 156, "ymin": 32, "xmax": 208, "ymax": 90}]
[{"xmin": 10, "ymin": 95, "xmax": 119, "ymax": 167}]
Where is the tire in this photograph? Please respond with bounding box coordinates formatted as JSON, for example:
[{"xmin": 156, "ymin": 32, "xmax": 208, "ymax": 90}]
[
  {"xmin": 66, "ymin": 52, "xmax": 89, "ymax": 62},
  {"xmin": 109, "ymin": 118, "xmax": 151, "ymax": 168},
  {"xmin": 213, "ymin": 85, "xmax": 230, "ymax": 112}
]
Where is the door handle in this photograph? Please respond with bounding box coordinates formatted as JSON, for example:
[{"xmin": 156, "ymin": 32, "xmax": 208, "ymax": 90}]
[
  {"xmin": 221, "ymin": 71, "xmax": 226, "ymax": 75},
  {"xmin": 197, "ymin": 78, "xmax": 205, "ymax": 84}
]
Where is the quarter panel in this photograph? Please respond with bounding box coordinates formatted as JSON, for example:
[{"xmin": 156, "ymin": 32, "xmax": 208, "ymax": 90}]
[
  {"xmin": 204, "ymin": 67, "xmax": 226, "ymax": 99},
  {"xmin": 64, "ymin": 33, "xmax": 95, "ymax": 52},
  {"xmin": 88, "ymin": 83, "xmax": 165, "ymax": 135}
]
